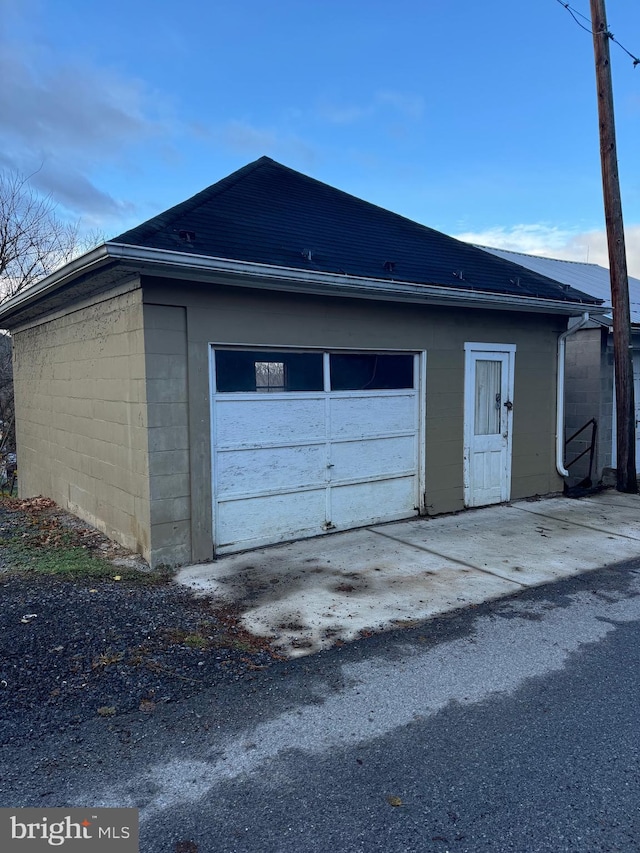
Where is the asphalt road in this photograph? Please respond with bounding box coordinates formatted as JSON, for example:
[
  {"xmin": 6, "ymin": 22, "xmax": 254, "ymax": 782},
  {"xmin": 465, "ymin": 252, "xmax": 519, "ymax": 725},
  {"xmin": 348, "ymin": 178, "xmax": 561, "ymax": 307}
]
[{"xmin": 3, "ymin": 558, "xmax": 640, "ymax": 853}]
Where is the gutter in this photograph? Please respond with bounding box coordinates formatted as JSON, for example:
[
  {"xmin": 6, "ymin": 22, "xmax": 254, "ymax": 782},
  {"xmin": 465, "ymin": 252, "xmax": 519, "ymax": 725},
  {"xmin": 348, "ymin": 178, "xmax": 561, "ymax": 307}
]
[
  {"xmin": 0, "ymin": 244, "xmax": 113, "ymax": 317},
  {"xmin": 0, "ymin": 242, "xmax": 601, "ymax": 326},
  {"xmin": 105, "ymin": 243, "xmax": 597, "ymax": 316},
  {"xmin": 556, "ymin": 312, "xmax": 592, "ymax": 477}
]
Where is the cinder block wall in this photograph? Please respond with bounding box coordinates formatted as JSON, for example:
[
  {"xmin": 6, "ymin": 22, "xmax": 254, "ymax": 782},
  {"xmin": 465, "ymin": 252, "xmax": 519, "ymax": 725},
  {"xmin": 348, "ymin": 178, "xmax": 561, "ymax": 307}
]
[
  {"xmin": 599, "ymin": 338, "xmax": 614, "ymax": 474},
  {"xmin": 12, "ymin": 288, "xmax": 152, "ymax": 559},
  {"xmin": 564, "ymin": 328, "xmax": 605, "ymax": 483},
  {"xmin": 143, "ymin": 305, "xmax": 191, "ymax": 567}
]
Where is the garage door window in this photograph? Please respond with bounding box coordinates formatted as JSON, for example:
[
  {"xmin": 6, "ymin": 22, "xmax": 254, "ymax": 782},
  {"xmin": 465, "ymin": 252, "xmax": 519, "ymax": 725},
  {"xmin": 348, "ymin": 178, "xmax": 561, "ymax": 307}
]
[
  {"xmin": 330, "ymin": 353, "xmax": 414, "ymax": 391},
  {"xmin": 255, "ymin": 361, "xmax": 285, "ymax": 392},
  {"xmin": 215, "ymin": 350, "xmax": 323, "ymax": 392},
  {"xmin": 216, "ymin": 350, "xmax": 415, "ymax": 392}
]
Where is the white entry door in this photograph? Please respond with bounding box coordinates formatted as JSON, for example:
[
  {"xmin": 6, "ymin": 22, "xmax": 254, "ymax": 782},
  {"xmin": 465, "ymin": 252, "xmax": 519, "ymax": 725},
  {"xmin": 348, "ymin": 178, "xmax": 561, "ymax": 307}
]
[{"xmin": 464, "ymin": 343, "xmax": 516, "ymax": 507}]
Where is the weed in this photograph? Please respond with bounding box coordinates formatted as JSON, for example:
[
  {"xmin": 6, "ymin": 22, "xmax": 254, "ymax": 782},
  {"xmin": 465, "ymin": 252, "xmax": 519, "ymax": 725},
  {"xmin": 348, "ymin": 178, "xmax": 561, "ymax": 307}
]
[
  {"xmin": 0, "ymin": 497, "xmax": 167, "ymax": 584},
  {"xmin": 182, "ymin": 633, "xmax": 209, "ymax": 650},
  {"xmin": 92, "ymin": 650, "xmax": 125, "ymax": 669},
  {"xmin": 164, "ymin": 624, "xmax": 261, "ymax": 654},
  {"xmin": 165, "ymin": 626, "xmax": 211, "ymax": 650},
  {"xmin": 6, "ymin": 543, "xmax": 133, "ymax": 580},
  {"xmin": 1, "ymin": 538, "xmax": 163, "ymax": 583}
]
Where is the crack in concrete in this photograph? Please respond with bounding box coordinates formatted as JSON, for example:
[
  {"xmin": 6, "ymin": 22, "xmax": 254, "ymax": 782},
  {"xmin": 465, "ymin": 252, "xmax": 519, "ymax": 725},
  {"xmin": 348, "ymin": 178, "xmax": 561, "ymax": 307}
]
[
  {"xmin": 509, "ymin": 503, "xmax": 640, "ymax": 542},
  {"xmin": 367, "ymin": 526, "xmax": 528, "ymax": 587}
]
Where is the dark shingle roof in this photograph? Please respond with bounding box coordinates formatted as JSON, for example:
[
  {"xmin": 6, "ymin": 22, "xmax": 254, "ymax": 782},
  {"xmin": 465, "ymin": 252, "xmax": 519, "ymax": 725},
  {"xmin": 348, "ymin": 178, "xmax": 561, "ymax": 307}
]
[{"xmin": 114, "ymin": 157, "xmax": 600, "ymax": 305}]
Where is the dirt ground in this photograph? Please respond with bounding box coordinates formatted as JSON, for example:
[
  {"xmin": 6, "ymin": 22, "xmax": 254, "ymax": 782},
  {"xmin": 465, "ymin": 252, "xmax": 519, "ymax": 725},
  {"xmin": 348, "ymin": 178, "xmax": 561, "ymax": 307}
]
[{"xmin": 0, "ymin": 498, "xmax": 279, "ymax": 746}]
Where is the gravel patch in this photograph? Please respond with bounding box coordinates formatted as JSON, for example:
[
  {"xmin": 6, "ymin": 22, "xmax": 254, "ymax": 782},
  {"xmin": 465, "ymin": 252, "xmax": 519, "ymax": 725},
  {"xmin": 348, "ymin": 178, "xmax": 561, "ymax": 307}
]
[{"xmin": 0, "ymin": 500, "xmax": 279, "ymax": 746}]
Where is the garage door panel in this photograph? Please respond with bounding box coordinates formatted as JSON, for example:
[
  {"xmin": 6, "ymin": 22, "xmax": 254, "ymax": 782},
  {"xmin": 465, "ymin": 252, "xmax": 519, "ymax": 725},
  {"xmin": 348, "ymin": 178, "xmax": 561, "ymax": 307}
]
[
  {"xmin": 214, "ymin": 397, "xmax": 325, "ymax": 447},
  {"xmin": 217, "ymin": 443, "xmax": 327, "ymax": 495},
  {"xmin": 212, "ymin": 349, "xmax": 422, "ymax": 553},
  {"xmin": 330, "ymin": 477, "xmax": 417, "ymax": 528},
  {"xmin": 330, "ymin": 393, "xmax": 417, "ymax": 439},
  {"xmin": 216, "ymin": 490, "xmax": 326, "ymax": 550},
  {"xmin": 330, "ymin": 435, "xmax": 416, "ymax": 482}
]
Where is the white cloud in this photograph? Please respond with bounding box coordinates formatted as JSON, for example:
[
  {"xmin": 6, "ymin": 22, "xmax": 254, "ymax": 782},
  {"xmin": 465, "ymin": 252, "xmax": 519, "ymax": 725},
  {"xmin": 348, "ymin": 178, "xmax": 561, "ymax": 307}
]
[
  {"xmin": 215, "ymin": 121, "xmax": 279, "ymax": 152},
  {"xmin": 213, "ymin": 120, "xmax": 317, "ymax": 167},
  {"xmin": 317, "ymin": 89, "xmax": 424, "ymax": 125},
  {"xmin": 0, "ymin": 39, "xmax": 168, "ymax": 219},
  {"xmin": 376, "ymin": 90, "xmax": 424, "ymax": 120},
  {"xmin": 316, "ymin": 101, "xmax": 372, "ymax": 125},
  {"xmin": 454, "ymin": 223, "xmax": 640, "ymax": 279}
]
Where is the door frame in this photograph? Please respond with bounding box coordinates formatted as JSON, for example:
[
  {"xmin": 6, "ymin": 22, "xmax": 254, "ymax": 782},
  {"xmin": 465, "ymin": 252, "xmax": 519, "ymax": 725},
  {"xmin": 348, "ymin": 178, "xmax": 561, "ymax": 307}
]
[{"xmin": 463, "ymin": 342, "xmax": 516, "ymax": 507}]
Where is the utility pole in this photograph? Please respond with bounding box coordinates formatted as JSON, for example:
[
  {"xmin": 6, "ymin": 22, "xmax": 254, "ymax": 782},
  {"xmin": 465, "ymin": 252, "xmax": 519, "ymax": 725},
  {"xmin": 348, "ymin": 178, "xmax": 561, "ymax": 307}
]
[{"xmin": 590, "ymin": 0, "xmax": 637, "ymax": 492}]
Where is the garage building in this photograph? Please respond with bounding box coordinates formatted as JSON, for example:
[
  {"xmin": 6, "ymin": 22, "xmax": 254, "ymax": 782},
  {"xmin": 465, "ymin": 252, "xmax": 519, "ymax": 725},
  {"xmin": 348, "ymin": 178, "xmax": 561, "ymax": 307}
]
[{"xmin": 0, "ymin": 157, "xmax": 600, "ymax": 567}]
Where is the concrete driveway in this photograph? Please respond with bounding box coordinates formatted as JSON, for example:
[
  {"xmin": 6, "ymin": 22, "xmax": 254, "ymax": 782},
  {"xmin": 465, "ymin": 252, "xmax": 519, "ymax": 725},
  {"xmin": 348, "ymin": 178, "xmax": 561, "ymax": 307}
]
[{"xmin": 176, "ymin": 490, "xmax": 640, "ymax": 657}]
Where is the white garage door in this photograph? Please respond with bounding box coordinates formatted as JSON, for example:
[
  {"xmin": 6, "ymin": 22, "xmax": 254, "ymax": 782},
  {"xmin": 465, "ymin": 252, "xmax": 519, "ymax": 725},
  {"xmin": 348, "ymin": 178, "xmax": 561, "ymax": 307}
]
[{"xmin": 211, "ymin": 349, "xmax": 424, "ymax": 554}]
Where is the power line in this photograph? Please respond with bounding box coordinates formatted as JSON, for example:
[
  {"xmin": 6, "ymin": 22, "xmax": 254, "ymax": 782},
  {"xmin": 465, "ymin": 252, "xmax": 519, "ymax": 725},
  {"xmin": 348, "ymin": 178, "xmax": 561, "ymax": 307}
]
[
  {"xmin": 555, "ymin": 0, "xmax": 640, "ymax": 66},
  {"xmin": 556, "ymin": 0, "xmax": 592, "ymax": 33}
]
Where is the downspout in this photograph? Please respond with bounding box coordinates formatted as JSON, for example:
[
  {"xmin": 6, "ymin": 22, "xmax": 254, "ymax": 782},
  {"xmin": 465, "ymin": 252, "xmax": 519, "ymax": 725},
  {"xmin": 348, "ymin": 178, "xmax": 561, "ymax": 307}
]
[{"xmin": 557, "ymin": 312, "xmax": 591, "ymax": 476}]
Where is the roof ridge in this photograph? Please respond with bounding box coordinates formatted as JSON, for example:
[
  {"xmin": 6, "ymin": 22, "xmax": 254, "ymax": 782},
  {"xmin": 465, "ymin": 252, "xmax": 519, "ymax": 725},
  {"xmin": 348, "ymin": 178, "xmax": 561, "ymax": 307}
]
[
  {"xmin": 116, "ymin": 155, "xmax": 474, "ymax": 254},
  {"xmin": 108, "ymin": 158, "xmax": 602, "ymax": 306},
  {"xmin": 113, "ymin": 156, "xmax": 276, "ymax": 243}
]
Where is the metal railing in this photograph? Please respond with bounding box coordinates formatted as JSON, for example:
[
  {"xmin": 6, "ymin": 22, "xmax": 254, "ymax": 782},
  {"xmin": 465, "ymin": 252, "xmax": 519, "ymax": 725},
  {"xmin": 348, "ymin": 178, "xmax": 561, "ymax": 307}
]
[{"xmin": 564, "ymin": 417, "xmax": 598, "ymax": 486}]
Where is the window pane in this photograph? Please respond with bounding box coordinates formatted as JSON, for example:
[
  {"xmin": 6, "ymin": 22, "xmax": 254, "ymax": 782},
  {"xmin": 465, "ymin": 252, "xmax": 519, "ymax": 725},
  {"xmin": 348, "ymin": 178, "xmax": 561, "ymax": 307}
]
[
  {"xmin": 215, "ymin": 350, "xmax": 323, "ymax": 392},
  {"xmin": 255, "ymin": 361, "xmax": 285, "ymax": 392},
  {"xmin": 474, "ymin": 360, "xmax": 501, "ymax": 435},
  {"xmin": 330, "ymin": 354, "xmax": 414, "ymax": 391}
]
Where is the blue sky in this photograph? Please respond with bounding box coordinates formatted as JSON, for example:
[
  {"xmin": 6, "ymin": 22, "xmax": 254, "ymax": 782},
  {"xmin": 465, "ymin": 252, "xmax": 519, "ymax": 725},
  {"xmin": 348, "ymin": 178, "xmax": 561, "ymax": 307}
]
[{"xmin": 2, "ymin": 0, "xmax": 640, "ymax": 273}]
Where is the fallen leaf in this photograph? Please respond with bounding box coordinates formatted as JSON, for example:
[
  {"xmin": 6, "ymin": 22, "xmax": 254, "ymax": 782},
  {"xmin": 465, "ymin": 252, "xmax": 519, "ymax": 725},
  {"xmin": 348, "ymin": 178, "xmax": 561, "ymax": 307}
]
[
  {"xmin": 97, "ymin": 706, "xmax": 117, "ymax": 717},
  {"xmin": 113, "ymin": 575, "xmax": 122, "ymax": 581},
  {"xmin": 139, "ymin": 699, "xmax": 156, "ymax": 713},
  {"xmin": 386, "ymin": 795, "xmax": 403, "ymax": 807}
]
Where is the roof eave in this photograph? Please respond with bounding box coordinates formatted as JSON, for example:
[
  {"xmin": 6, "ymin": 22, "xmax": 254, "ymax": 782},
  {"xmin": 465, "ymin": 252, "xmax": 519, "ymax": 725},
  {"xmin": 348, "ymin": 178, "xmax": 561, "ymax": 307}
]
[
  {"xmin": 0, "ymin": 244, "xmax": 114, "ymax": 321},
  {"xmin": 109, "ymin": 243, "xmax": 598, "ymax": 316},
  {"xmin": 0, "ymin": 242, "xmax": 599, "ymax": 325}
]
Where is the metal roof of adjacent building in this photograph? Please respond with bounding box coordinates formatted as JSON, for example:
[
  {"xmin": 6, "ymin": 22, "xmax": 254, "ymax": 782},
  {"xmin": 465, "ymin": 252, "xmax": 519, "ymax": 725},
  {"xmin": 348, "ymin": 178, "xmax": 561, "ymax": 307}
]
[
  {"xmin": 479, "ymin": 246, "xmax": 640, "ymax": 325},
  {"xmin": 114, "ymin": 156, "xmax": 600, "ymax": 306}
]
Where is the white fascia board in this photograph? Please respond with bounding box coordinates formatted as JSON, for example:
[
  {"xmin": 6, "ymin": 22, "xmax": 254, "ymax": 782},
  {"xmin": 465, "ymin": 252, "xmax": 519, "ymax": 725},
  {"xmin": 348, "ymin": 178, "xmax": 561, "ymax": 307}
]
[
  {"xmin": 0, "ymin": 241, "xmax": 599, "ymax": 322},
  {"xmin": 0, "ymin": 244, "xmax": 113, "ymax": 320},
  {"xmin": 108, "ymin": 243, "xmax": 597, "ymax": 316}
]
